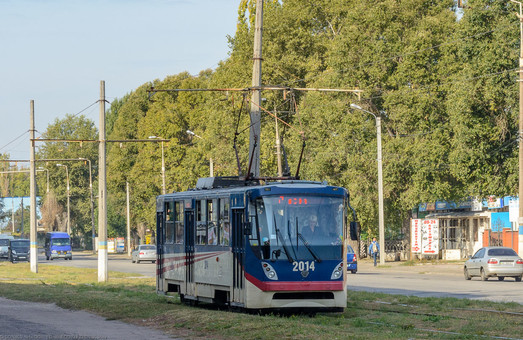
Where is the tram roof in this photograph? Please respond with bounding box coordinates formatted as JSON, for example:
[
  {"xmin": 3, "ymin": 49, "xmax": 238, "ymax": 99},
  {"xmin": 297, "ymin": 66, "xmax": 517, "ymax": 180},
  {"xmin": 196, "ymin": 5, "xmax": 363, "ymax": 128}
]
[{"xmin": 158, "ymin": 177, "xmax": 347, "ymax": 199}]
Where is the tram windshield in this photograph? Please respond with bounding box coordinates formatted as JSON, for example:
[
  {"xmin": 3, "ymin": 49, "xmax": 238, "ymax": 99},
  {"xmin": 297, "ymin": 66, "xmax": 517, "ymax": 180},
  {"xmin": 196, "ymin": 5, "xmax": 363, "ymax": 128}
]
[{"xmin": 249, "ymin": 195, "xmax": 345, "ymax": 261}]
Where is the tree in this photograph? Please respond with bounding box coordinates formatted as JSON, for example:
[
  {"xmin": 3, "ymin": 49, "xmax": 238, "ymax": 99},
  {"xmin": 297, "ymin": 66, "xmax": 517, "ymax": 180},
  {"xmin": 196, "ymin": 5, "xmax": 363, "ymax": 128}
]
[
  {"xmin": 40, "ymin": 191, "xmax": 65, "ymax": 232},
  {"xmin": 38, "ymin": 114, "xmax": 98, "ymax": 242}
]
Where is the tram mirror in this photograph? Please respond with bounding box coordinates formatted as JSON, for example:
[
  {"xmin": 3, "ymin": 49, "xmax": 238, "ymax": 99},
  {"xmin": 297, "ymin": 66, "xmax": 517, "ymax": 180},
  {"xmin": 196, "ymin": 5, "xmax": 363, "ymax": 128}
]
[
  {"xmin": 349, "ymin": 221, "xmax": 359, "ymax": 241},
  {"xmin": 244, "ymin": 222, "xmax": 252, "ymax": 236}
]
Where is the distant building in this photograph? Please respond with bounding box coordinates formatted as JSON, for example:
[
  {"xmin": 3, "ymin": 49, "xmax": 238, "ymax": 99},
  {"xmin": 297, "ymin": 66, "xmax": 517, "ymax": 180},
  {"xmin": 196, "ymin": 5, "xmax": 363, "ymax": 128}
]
[{"xmin": 412, "ymin": 197, "xmax": 522, "ymax": 259}]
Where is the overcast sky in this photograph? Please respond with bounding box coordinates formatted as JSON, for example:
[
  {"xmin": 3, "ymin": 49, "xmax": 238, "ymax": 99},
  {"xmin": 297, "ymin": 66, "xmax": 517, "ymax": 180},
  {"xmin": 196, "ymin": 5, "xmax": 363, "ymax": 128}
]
[{"xmin": 0, "ymin": 0, "xmax": 239, "ymax": 160}]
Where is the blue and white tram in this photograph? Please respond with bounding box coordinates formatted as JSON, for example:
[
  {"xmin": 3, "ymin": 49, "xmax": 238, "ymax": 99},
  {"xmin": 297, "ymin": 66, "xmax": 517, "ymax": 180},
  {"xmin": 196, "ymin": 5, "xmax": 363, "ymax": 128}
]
[{"xmin": 156, "ymin": 177, "xmax": 358, "ymax": 313}]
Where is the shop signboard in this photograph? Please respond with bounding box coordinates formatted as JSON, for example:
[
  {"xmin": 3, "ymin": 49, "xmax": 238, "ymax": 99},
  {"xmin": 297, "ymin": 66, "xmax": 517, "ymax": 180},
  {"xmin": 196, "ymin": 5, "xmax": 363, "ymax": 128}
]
[
  {"xmin": 116, "ymin": 237, "xmax": 125, "ymax": 253},
  {"xmin": 421, "ymin": 219, "xmax": 439, "ymax": 255},
  {"xmin": 487, "ymin": 196, "xmax": 503, "ymax": 209},
  {"xmin": 411, "ymin": 219, "xmax": 422, "ymax": 253},
  {"xmin": 471, "ymin": 198, "xmax": 483, "ymax": 211}
]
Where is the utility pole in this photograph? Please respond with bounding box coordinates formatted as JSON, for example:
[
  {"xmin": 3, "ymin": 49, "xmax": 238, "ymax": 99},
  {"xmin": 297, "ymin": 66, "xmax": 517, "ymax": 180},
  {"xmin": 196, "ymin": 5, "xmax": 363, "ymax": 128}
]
[
  {"xmin": 275, "ymin": 106, "xmax": 283, "ymax": 177},
  {"xmin": 376, "ymin": 115, "xmax": 385, "ymax": 265},
  {"xmin": 98, "ymin": 80, "xmax": 108, "ymax": 282},
  {"xmin": 161, "ymin": 141, "xmax": 166, "ymax": 195},
  {"xmin": 11, "ymin": 199, "xmax": 15, "ymax": 233},
  {"xmin": 56, "ymin": 164, "xmax": 70, "ymax": 235},
  {"xmin": 29, "ymin": 100, "xmax": 38, "ymax": 273},
  {"xmin": 84, "ymin": 159, "xmax": 96, "ymax": 255},
  {"xmin": 511, "ymin": 0, "xmax": 523, "ymax": 257},
  {"xmin": 126, "ymin": 181, "xmax": 131, "ymax": 257},
  {"xmin": 249, "ymin": 0, "xmax": 264, "ymax": 178}
]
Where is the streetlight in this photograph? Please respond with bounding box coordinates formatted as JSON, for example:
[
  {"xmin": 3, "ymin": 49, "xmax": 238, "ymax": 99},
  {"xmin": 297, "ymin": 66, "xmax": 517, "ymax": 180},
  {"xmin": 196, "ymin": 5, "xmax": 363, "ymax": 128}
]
[
  {"xmin": 186, "ymin": 130, "xmax": 214, "ymax": 177},
  {"xmin": 56, "ymin": 164, "xmax": 70, "ymax": 235},
  {"xmin": 350, "ymin": 103, "xmax": 385, "ymax": 265},
  {"xmin": 148, "ymin": 136, "xmax": 166, "ymax": 195},
  {"xmin": 78, "ymin": 158, "xmax": 96, "ymax": 254}
]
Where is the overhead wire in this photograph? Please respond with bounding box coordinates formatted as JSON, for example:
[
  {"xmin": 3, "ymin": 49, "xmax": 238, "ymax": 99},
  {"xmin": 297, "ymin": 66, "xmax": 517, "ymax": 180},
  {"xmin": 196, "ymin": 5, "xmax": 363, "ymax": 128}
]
[{"xmin": 0, "ymin": 131, "xmax": 30, "ymax": 153}]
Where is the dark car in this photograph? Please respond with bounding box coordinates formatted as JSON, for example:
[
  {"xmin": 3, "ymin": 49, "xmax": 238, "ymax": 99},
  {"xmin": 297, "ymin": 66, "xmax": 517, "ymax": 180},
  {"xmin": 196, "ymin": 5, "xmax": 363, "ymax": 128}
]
[
  {"xmin": 347, "ymin": 245, "xmax": 357, "ymax": 274},
  {"xmin": 8, "ymin": 239, "xmax": 30, "ymax": 263},
  {"xmin": 464, "ymin": 246, "xmax": 523, "ymax": 281}
]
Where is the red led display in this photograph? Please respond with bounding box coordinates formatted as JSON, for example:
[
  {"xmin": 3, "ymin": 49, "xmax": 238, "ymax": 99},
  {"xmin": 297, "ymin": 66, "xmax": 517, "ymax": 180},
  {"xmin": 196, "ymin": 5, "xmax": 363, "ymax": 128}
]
[{"xmin": 278, "ymin": 196, "xmax": 308, "ymax": 205}]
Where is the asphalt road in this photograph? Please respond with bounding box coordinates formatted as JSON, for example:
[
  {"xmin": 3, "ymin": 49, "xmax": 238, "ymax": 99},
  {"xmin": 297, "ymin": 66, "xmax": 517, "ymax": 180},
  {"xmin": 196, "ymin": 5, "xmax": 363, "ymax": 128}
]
[
  {"xmin": 34, "ymin": 251, "xmax": 523, "ymax": 304},
  {"xmin": 36, "ymin": 251, "xmax": 156, "ymax": 277},
  {"xmin": 347, "ymin": 260, "xmax": 523, "ymax": 304}
]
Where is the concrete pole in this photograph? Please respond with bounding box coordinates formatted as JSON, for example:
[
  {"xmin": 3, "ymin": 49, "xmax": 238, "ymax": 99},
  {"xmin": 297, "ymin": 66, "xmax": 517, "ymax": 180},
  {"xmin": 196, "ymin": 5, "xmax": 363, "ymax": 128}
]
[
  {"xmin": 275, "ymin": 108, "xmax": 283, "ymax": 177},
  {"xmin": 11, "ymin": 199, "xmax": 15, "ymax": 233},
  {"xmin": 29, "ymin": 100, "xmax": 38, "ymax": 273},
  {"xmin": 248, "ymin": 0, "xmax": 263, "ymax": 178},
  {"xmin": 126, "ymin": 181, "xmax": 131, "ymax": 257},
  {"xmin": 515, "ymin": 1, "xmax": 523, "ymax": 257},
  {"xmin": 65, "ymin": 165, "xmax": 70, "ymax": 235},
  {"xmin": 510, "ymin": 0, "xmax": 523, "ymax": 256},
  {"xmin": 98, "ymin": 80, "xmax": 108, "ymax": 282},
  {"xmin": 376, "ymin": 116, "xmax": 385, "ymax": 265},
  {"xmin": 87, "ymin": 159, "xmax": 96, "ymax": 255},
  {"xmin": 161, "ymin": 141, "xmax": 166, "ymax": 195}
]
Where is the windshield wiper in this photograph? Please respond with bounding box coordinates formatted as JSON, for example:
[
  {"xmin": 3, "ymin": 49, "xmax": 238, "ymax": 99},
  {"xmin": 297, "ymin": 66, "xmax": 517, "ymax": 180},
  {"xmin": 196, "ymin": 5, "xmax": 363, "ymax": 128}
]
[
  {"xmin": 297, "ymin": 232, "xmax": 322, "ymax": 263},
  {"xmin": 274, "ymin": 215, "xmax": 294, "ymax": 263}
]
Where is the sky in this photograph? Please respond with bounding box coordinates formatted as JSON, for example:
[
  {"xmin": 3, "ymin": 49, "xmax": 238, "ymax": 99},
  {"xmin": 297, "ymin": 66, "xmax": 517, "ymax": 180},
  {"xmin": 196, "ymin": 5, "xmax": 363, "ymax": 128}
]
[
  {"xmin": 0, "ymin": 197, "xmax": 41, "ymax": 230},
  {"xmin": 0, "ymin": 0, "xmax": 239, "ymax": 161}
]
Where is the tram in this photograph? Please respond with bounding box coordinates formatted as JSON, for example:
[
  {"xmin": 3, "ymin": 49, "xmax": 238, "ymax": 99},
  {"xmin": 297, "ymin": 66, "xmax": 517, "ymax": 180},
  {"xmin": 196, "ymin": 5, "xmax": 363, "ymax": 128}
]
[{"xmin": 156, "ymin": 176, "xmax": 359, "ymax": 313}]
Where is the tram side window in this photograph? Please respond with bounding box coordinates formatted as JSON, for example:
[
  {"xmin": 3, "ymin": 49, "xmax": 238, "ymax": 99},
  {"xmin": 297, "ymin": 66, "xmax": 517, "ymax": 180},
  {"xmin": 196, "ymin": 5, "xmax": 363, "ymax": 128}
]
[
  {"xmin": 165, "ymin": 201, "xmax": 175, "ymax": 244},
  {"xmin": 207, "ymin": 199, "xmax": 218, "ymax": 245},
  {"xmin": 196, "ymin": 200, "xmax": 207, "ymax": 245},
  {"xmin": 248, "ymin": 201, "xmax": 259, "ymax": 245},
  {"xmin": 219, "ymin": 198, "xmax": 230, "ymax": 246},
  {"xmin": 174, "ymin": 201, "xmax": 183, "ymax": 244}
]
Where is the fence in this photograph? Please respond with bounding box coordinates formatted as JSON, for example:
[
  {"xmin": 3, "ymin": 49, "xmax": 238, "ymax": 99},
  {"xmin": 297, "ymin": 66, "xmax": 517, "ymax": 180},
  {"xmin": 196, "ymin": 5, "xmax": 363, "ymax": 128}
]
[{"xmin": 358, "ymin": 239, "xmax": 409, "ymax": 261}]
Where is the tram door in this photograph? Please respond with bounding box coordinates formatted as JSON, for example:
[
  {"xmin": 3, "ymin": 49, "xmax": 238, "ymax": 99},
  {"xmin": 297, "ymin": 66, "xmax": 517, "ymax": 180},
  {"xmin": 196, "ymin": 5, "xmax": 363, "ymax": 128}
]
[
  {"xmin": 231, "ymin": 208, "xmax": 245, "ymax": 304},
  {"xmin": 184, "ymin": 208, "xmax": 195, "ymax": 296},
  {"xmin": 156, "ymin": 211, "xmax": 164, "ymax": 293}
]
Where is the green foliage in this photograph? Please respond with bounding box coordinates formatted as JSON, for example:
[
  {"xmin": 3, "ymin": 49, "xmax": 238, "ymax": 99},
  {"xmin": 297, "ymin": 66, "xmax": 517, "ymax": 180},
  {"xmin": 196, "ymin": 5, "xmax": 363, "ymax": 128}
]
[
  {"xmin": 37, "ymin": 114, "xmax": 98, "ymax": 240},
  {"xmin": 27, "ymin": 0, "xmax": 522, "ymax": 242}
]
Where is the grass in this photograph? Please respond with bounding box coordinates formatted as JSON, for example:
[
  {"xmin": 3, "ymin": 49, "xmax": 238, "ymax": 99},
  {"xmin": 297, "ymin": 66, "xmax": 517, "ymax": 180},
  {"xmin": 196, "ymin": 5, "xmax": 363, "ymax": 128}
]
[{"xmin": 1, "ymin": 261, "xmax": 522, "ymax": 339}]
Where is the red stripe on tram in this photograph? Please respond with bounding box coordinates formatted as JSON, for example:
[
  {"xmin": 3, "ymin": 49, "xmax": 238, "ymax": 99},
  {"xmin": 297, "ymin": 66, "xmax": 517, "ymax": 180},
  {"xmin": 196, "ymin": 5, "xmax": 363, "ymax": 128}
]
[{"xmin": 244, "ymin": 272, "xmax": 344, "ymax": 292}]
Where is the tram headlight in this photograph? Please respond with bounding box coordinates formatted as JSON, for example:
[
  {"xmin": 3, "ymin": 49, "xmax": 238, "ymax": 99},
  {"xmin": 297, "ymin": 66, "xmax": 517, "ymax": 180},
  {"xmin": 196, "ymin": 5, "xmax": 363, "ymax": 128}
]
[
  {"xmin": 261, "ymin": 262, "xmax": 278, "ymax": 280},
  {"xmin": 331, "ymin": 262, "xmax": 344, "ymax": 280}
]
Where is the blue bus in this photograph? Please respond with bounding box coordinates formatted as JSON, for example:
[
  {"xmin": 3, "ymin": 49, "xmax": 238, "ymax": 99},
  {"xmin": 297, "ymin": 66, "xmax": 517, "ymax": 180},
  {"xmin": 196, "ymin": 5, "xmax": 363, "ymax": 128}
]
[
  {"xmin": 44, "ymin": 232, "xmax": 72, "ymax": 260},
  {"xmin": 156, "ymin": 177, "xmax": 358, "ymax": 313}
]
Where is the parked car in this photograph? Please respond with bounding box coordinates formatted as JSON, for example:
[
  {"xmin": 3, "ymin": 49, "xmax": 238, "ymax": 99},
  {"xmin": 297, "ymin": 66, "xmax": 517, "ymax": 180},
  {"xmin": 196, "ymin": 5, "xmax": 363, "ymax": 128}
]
[
  {"xmin": 0, "ymin": 235, "xmax": 15, "ymax": 259},
  {"xmin": 464, "ymin": 246, "xmax": 523, "ymax": 281},
  {"xmin": 347, "ymin": 244, "xmax": 357, "ymax": 274},
  {"xmin": 8, "ymin": 239, "xmax": 30, "ymax": 263},
  {"xmin": 131, "ymin": 244, "xmax": 156, "ymax": 264}
]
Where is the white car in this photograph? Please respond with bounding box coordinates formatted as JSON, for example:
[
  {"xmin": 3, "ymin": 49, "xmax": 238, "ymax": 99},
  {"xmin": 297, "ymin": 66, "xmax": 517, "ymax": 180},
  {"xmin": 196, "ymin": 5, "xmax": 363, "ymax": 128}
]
[
  {"xmin": 464, "ymin": 247, "xmax": 523, "ymax": 281},
  {"xmin": 131, "ymin": 244, "xmax": 156, "ymax": 264}
]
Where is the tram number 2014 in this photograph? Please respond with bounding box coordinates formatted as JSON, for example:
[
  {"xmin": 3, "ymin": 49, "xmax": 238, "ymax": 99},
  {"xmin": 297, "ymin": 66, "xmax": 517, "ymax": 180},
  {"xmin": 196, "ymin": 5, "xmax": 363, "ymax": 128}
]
[{"xmin": 292, "ymin": 261, "xmax": 315, "ymax": 272}]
